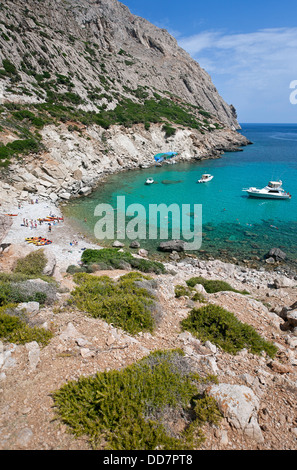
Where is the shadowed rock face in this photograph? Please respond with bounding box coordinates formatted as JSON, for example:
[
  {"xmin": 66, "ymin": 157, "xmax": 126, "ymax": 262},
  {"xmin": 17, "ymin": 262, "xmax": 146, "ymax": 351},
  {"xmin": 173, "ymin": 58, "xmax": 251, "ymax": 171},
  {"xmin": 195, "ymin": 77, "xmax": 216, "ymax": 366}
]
[
  {"xmin": 1, "ymin": 0, "xmax": 239, "ymax": 129},
  {"xmin": 0, "ymin": 216, "xmax": 12, "ymax": 243}
]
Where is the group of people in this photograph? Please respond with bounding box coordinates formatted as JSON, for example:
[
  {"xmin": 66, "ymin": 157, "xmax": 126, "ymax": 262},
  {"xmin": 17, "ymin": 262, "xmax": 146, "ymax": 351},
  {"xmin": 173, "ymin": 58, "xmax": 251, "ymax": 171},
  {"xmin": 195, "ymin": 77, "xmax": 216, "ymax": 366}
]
[{"xmin": 23, "ymin": 218, "xmax": 38, "ymax": 229}]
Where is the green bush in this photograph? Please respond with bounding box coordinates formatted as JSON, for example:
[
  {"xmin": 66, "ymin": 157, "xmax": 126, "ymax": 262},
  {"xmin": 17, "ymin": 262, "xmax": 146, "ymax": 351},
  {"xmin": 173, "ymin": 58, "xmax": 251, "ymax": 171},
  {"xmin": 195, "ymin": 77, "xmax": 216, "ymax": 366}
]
[
  {"xmin": 186, "ymin": 276, "xmax": 249, "ymax": 295},
  {"xmin": 70, "ymin": 272, "xmax": 158, "ymax": 334},
  {"xmin": 66, "ymin": 265, "xmax": 87, "ymax": 274},
  {"xmin": 52, "ymin": 349, "xmax": 220, "ymax": 450},
  {"xmin": 2, "ymin": 58, "xmax": 17, "ymax": 75},
  {"xmin": 0, "ymin": 305, "xmax": 52, "ymax": 345},
  {"xmin": 14, "ymin": 249, "xmax": 47, "ymax": 276},
  {"xmin": 175, "ymin": 285, "xmax": 205, "ymax": 303},
  {"xmin": 181, "ymin": 304, "xmax": 278, "ymax": 357},
  {"xmin": 175, "ymin": 285, "xmax": 193, "ymax": 298},
  {"xmin": 81, "ymin": 248, "xmax": 132, "ymax": 265},
  {"xmin": 162, "ymin": 123, "xmax": 176, "ymax": 138},
  {"xmin": 80, "ymin": 248, "xmax": 166, "ymax": 274},
  {"xmin": 0, "ymin": 281, "xmax": 47, "ymax": 306},
  {"xmin": 0, "ymin": 137, "xmax": 40, "ymax": 163},
  {"xmin": 12, "ymin": 110, "xmax": 47, "ymax": 129}
]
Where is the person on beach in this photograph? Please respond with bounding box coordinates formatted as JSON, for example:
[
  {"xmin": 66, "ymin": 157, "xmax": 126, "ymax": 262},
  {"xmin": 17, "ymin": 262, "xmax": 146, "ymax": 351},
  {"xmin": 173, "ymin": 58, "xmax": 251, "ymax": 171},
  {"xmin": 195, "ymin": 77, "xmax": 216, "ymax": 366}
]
[{"xmin": 48, "ymin": 223, "xmax": 52, "ymax": 232}]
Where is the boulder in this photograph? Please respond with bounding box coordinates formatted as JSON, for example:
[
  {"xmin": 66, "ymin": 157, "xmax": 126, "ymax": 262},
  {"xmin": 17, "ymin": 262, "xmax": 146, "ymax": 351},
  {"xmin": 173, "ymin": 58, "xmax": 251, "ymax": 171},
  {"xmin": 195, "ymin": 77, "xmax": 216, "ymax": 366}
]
[
  {"xmin": 25, "ymin": 341, "xmax": 40, "ymax": 371},
  {"xmin": 17, "ymin": 301, "xmax": 40, "ymax": 315},
  {"xmin": 138, "ymin": 248, "xmax": 148, "ymax": 257},
  {"xmin": 59, "ymin": 192, "xmax": 71, "ymax": 200},
  {"xmin": 112, "ymin": 240, "xmax": 124, "ymax": 248},
  {"xmin": 79, "ymin": 186, "xmax": 92, "ymax": 196},
  {"xmin": 43, "ymin": 253, "xmax": 56, "ymax": 276},
  {"xmin": 158, "ymin": 240, "xmax": 185, "ymax": 252},
  {"xmin": 286, "ymin": 310, "xmax": 297, "ymax": 328},
  {"xmin": 129, "ymin": 240, "xmax": 140, "ymax": 249},
  {"xmin": 208, "ymin": 383, "xmax": 264, "ymax": 443},
  {"xmin": 265, "ymin": 247, "xmax": 286, "ymax": 261},
  {"xmin": 49, "ymin": 192, "xmax": 58, "ymax": 203},
  {"xmin": 273, "ymin": 276, "xmax": 296, "ymax": 289}
]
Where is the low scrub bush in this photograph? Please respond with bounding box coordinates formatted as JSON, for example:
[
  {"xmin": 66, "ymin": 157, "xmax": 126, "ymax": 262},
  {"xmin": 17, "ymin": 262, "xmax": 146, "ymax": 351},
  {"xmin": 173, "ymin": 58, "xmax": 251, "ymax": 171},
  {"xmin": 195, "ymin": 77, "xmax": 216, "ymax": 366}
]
[
  {"xmin": 52, "ymin": 349, "xmax": 220, "ymax": 450},
  {"xmin": 14, "ymin": 249, "xmax": 47, "ymax": 276},
  {"xmin": 0, "ymin": 304, "xmax": 52, "ymax": 345},
  {"xmin": 186, "ymin": 276, "xmax": 249, "ymax": 295},
  {"xmin": 181, "ymin": 304, "xmax": 278, "ymax": 357},
  {"xmin": 80, "ymin": 248, "xmax": 166, "ymax": 274},
  {"xmin": 175, "ymin": 285, "xmax": 205, "ymax": 303},
  {"xmin": 0, "ymin": 138, "xmax": 40, "ymax": 166},
  {"xmin": 162, "ymin": 123, "xmax": 176, "ymax": 138},
  {"xmin": 70, "ymin": 272, "xmax": 159, "ymax": 334},
  {"xmin": 0, "ymin": 269, "xmax": 57, "ymax": 308},
  {"xmin": 0, "ymin": 282, "xmax": 47, "ymax": 306}
]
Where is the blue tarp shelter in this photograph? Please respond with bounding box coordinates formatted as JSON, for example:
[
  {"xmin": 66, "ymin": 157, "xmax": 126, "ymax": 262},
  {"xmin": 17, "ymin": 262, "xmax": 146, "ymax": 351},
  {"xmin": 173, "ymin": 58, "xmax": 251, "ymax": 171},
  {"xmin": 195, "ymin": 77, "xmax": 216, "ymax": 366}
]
[{"xmin": 154, "ymin": 152, "xmax": 178, "ymax": 161}]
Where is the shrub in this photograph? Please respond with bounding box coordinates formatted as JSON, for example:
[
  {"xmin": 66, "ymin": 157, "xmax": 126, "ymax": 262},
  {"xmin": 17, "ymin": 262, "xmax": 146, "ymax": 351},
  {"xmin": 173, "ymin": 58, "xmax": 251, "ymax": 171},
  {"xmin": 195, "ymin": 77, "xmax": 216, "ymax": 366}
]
[
  {"xmin": 186, "ymin": 276, "xmax": 249, "ymax": 295},
  {"xmin": 80, "ymin": 248, "xmax": 166, "ymax": 274},
  {"xmin": 2, "ymin": 58, "xmax": 17, "ymax": 75},
  {"xmin": 175, "ymin": 285, "xmax": 205, "ymax": 303},
  {"xmin": 66, "ymin": 265, "xmax": 87, "ymax": 274},
  {"xmin": 162, "ymin": 123, "xmax": 176, "ymax": 138},
  {"xmin": 0, "ymin": 305, "xmax": 52, "ymax": 345},
  {"xmin": 0, "ymin": 281, "xmax": 47, "ymax": 306},
  {"xmin": 52, "ymin": 349, "xmax": 220, "ymax": 450},
  {"xmin": 129, "ymin": 257, "xmax": 166, "ymax": 274},
  {"xmin": 81, "ymin": 248, "xmax": 132, "ymax": 265},
  {"xmin": 14, "ymin": 249, "xmax": 47, "ymax": 276},
  {"xmin": 175, "ymin": 285, "xmax": 193, "ymax": 298},
  {"xmin": 181, "ymin": 304, "xmax": 278, "ymax": 357},
  {"xmin": 70, "ymin": 272, "xmax": 158, "ymax": 334}
]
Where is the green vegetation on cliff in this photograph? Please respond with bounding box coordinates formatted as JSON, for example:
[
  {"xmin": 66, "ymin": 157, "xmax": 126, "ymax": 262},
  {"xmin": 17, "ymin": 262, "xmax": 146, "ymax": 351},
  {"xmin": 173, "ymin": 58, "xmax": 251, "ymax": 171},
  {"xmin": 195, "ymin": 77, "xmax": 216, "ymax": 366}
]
[
  {"xmin": 69, "ymin": 271, "xmax": 159, "ymax": 335},
  {"xmin": 181, "ymin": 304, "xmax": 278, "ymax": 358},
  {"xmin": 52, "ymin": 349, "xmax": 221, "ymax": 450}
]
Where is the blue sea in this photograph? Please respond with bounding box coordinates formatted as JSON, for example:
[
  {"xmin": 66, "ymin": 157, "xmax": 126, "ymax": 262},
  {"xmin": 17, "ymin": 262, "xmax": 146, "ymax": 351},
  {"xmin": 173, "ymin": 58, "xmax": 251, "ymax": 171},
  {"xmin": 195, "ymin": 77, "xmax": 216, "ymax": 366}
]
[{"xmin": 63, "ymin": 124, "xmax": 297, "ymax": 269}]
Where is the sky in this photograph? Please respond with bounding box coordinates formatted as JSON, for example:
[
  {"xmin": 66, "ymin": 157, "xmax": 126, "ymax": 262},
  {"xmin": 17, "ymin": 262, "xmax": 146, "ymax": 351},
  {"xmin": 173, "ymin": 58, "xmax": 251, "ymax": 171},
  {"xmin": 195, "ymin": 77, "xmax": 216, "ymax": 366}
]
[{"xmin": 121, "ymin": 0, "xmax": 297, "ymax": 123}]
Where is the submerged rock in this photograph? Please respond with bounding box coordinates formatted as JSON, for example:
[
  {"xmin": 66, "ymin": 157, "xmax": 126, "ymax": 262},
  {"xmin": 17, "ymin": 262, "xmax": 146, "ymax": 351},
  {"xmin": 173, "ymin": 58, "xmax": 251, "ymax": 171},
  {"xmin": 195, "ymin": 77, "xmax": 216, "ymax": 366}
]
[
  {"xmin": 265, "ymin": 248, "xmax": 286, "ymax": 262},
  {"xmin": 158, "ymin": 240, "xmax": 185, "ymax": 252}
]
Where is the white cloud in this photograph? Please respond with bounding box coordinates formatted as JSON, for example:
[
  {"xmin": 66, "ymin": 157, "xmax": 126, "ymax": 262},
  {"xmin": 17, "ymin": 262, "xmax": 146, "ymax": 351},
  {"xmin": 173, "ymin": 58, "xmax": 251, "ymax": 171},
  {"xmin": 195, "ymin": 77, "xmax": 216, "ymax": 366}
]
[{"xmin": 178, "ymin": 28, "xmax": 297, "ymax": 121}]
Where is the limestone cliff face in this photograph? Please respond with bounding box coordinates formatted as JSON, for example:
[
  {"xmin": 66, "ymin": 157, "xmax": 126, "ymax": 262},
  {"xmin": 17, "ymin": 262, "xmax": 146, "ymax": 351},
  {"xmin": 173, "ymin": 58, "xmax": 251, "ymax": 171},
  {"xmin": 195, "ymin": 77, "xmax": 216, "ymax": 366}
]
[
  {"xmin": 0, "ymin": 121, "xmax": 248, "ymax": 206},
  {"xmin": 0, "ymin": 0, "xmax": 238, "ymax": 128},
  {"xmin": 0, "ymin": 0, "xmax": 251, "ymax": 206}
]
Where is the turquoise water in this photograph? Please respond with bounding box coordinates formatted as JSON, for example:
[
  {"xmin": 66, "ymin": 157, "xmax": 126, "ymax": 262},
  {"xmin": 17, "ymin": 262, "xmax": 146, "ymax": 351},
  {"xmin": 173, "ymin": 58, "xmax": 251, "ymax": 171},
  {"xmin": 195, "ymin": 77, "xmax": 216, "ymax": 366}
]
[{"xmin": 63, "ymin": 124, "xmax": 297, "ymax": 269}]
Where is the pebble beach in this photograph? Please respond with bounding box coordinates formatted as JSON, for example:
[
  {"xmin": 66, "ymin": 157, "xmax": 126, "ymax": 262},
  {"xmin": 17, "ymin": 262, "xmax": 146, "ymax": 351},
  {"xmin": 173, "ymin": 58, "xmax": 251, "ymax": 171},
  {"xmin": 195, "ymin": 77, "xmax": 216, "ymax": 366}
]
[{"xmin": 0, "ymin": 198, "xmax": 101, "ymax": 275}]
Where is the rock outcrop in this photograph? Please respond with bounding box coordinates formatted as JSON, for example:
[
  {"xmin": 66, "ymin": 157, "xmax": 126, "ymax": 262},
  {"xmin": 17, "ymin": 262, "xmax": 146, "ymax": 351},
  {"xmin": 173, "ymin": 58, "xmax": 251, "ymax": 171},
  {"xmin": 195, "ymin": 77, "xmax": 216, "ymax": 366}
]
[
  {"xmin": 0, "ymin": 0, "xmax": 251, "ymax": 207},
  {"xmin": 1, "ymin": 0, "xmax": 241, "ymax": 129}
]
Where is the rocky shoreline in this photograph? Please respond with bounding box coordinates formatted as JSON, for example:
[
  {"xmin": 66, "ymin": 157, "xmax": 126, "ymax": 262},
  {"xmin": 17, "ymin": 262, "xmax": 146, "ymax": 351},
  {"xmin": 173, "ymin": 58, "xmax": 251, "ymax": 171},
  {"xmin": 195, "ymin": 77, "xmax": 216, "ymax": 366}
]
[
  {"xmin": 0, "ymin": 224, "xmax": 297, "ymax": 450},
  {"xmin": 0, "ymin": 122, "xmax": 250, "ymax": 208},
  {"xmin": 1, "ymin": 125, "xmax": 297, "ymax": 451}
]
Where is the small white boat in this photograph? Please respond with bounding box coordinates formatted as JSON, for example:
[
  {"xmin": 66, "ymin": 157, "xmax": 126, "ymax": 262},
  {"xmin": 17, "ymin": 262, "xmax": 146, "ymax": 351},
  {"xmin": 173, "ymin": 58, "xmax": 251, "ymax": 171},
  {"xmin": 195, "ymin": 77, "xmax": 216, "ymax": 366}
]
[
  {"xmin": 198, "ymin": 174, "xmax": 214, "ymax": 183},
  {"xmin": 243, "ymin": 180, "xmax": 291, "ymax": 199},
  {"xmin": 145, "ymin": 178, "xmax": 154, "ymax": 185}
]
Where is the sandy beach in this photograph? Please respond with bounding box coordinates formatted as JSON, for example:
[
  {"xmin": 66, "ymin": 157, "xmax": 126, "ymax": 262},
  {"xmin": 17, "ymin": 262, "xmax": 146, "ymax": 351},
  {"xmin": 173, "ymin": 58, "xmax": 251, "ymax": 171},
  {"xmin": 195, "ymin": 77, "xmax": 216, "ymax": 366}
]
[{"xmin": 0, "ymin": 198, "xmax": 101, "ymax": 276}]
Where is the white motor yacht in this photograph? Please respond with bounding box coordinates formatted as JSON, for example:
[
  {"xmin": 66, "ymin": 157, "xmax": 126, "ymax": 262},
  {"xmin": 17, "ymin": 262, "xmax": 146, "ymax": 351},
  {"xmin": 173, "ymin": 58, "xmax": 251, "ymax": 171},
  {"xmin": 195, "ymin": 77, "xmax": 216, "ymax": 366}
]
[
  {"xmin": 198, "ymin": 174, "xmax": 214, "ymax": 183},
  {"xmin": 145, "ymin": 178, "xmax": 154, "ymax": 185},
  {"xmin": 243, "ymin": 180, "xmax": 291, "ymax": 199}
]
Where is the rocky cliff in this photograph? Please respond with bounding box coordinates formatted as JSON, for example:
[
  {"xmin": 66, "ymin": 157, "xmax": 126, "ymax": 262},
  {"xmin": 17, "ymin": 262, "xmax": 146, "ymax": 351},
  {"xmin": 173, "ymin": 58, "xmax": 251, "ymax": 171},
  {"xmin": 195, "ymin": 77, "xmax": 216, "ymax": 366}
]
[
  {"xmin": 0, "ymin": 0, "xmax": 239, "ymax": 128},
  {"xmin": 0, "ymin": 0, "xmax": 250, "ymax": 207}
]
